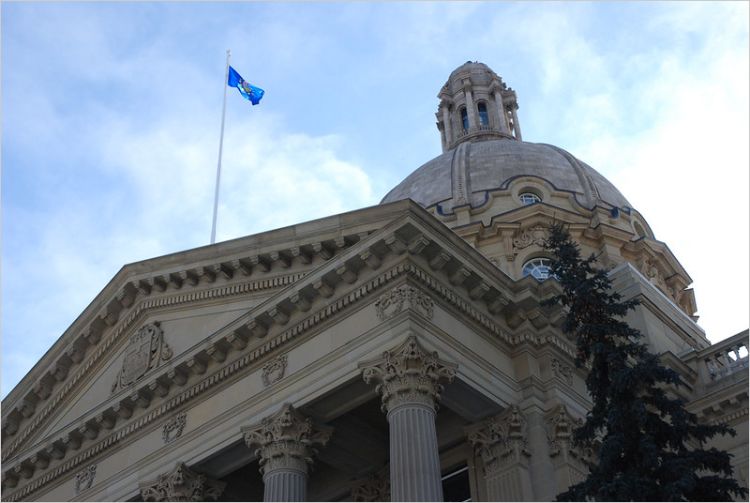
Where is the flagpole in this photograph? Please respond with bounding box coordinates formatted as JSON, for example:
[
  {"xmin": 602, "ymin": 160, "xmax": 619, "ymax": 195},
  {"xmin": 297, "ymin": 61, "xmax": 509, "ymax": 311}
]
[{"xmin": 211, "ymin": 49, "xmax": 231, "ymax": 245}]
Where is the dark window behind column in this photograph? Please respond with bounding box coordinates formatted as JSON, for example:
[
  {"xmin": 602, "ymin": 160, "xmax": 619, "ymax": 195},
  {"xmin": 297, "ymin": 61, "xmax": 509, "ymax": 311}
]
[{"xmin": 442, "ymin": 465, "xmax": 471, "ymax": 502}]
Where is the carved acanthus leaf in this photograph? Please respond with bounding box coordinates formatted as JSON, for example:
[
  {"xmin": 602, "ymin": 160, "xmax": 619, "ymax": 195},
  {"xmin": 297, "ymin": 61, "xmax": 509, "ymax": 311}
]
[
  {"xmin": 241, "ymin": 404, "xmax": 333, "ymax": 476},
  {"xmin": 139, "ymin": 462, "xmax": 225, "ymax": 502},
  {"xmin": 466, "ymin": 406, "xmax": 529, "ymax": 474},
  {"xmin": 360, "ymin": 335, "xmax": 457, "ymax": 413}
]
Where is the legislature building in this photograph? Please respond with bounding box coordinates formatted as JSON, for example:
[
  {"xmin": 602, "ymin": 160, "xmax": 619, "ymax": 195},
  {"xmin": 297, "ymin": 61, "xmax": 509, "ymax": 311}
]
[{"xmin": 2, "ymin": 62, "xmax": 747, "ymax": 501}]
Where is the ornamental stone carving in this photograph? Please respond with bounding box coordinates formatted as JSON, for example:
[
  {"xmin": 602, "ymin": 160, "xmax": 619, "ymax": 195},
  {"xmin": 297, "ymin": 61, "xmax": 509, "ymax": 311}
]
[
  {"xmin": 139, "ymin": 462, "xmax": 225, "ymax": 502},
  {"xmin": 162, "ymin": 412, "xmax": 187, "ymax": 444},
  {"xmin": 74, "ymin": 464, "xmax": 96, "ymax": 494},
  {"xmin": 466, "ymin": 406, "xmax": 530, "ymax": 474},
  {"xmin": 241, "ymin": 404, "xmax": 333, "ymax": 476},
  {"xmin": 374, "ymin": 285, "xmax": 434, "ymax": 321},
  {"xmin": 544, "ymin": 404, "xmax": 592, "ymax": 461},
  {"xmin": 512, "ymin": 225, "xmax": 548, "ymax": 252},
  {"xmin": 112, "ymin": 322, "xmax": 172, "ymax": 393},
  {"xmin": 360, "ymin": 335, "xmax": 457, "ymax": 413},
  {"xmin": 351, "ymin": 466, "xmax": 390, "ymax": 501},
  {"xmin": 262, "ymin": 354, "xmax": 288, "ymax": 386},
  {"xmin": 551, "ymin": 358, "xmax": 574, "ymax": 386}
]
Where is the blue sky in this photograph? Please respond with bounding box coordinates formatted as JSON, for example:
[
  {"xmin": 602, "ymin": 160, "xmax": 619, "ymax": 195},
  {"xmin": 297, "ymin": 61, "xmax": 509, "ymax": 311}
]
[{"xmin": 2, "ymin": 2, "xmax": 748, "ymax": 397}]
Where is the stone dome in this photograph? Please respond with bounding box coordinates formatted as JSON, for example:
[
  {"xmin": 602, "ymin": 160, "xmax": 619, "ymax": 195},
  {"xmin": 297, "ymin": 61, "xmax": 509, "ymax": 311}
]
[
  {"xmin": 381, "ymin": 61, "xmax": 631, "ymax": 214},
  {"xmin": 380, "ymin": 138, "xmax": 631, "ymax": 212}
]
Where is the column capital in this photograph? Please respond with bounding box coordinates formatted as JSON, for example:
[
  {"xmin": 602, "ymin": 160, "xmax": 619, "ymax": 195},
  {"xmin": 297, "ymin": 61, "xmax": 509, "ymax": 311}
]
[
  {"xmin": 139, "ymin": 462, "xmax": 226, "ymax": 502},
  {"xmin": 241, "ymin": 404, "xmax": 332, "ymax": 476},
  {"xmin": 544, "ymin": 404, "xmax": 593, "ymax": 463},
  {"xmin": 359, "ymin": 335, "xmax": 457, "ymax": 413},
  {"xmin": 466, "ymin": 405, "xmax": 530, "ymax": 475}
]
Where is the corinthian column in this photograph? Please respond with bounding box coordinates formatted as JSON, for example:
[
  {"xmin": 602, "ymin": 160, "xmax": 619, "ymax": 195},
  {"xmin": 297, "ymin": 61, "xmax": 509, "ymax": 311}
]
[
  {"xmin": 139, "ymin": 462, "xmax": 226, "ymax": 502},
  {"xmin": 359, "ymin": 336, "xmax": 457, "ymax": 502},
  {"xmin": 241, "ymin": 404, "xmax": 333, "ymax": 502},
  {"xmin": 466, "ymin": 406, "xmax": 533, "ymax": 501}
]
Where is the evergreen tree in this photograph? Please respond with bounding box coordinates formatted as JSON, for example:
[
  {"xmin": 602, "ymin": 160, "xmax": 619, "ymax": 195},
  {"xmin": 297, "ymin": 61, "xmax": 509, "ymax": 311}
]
[{"xmin": 543, "ymin": 223, "xmax": 747, "ymax": 502}]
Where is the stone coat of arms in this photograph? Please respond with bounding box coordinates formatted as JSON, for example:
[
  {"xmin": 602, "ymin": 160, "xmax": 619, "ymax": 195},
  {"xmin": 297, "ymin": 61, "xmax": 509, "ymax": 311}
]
[{"xmin": 112, "ymin": 322, "xmax": 172, "ymax": 393}]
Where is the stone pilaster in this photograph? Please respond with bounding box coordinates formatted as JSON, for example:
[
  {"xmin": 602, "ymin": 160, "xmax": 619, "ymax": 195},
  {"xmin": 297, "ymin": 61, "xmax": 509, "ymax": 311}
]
[
  {"xmin": 139, "ymin": 462, "xmax": 225, "ymax": 502},
  {"xmin": 466, "ymin": 406, "xmax": 533, "ymax": 501},
  {"xmin": 509, "ymin": 104, "xmax": 522, "ymax": 140},
  {"xmin": 463, "ymin": 81, "xmax": 478, "ymax": 131},
  {"xmin": 441, "ymin": 100, "xmax": 453, "ymax": 149},
  {"xmin": 492, "ymin": 87, "xmax": 511, "ymax": 135},
  {"xmin": 241, "ymin": 403, "xmax": 332, "ymax": 502},
  {"xmin": 545, "ymin": 405, "xmax": 591, "ymax": 495},
  {"xmin": 360, "ymin": 336, "xmax": 457, "ymax": 502}
]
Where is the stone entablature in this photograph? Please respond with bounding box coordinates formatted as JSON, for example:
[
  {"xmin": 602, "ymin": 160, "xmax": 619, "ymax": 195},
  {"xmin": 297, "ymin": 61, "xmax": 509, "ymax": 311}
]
[
  {"xmin": 2, "ymin": 202, "xmax": 743, "ymax": 502},
  {"xmin": 3, "ymin": 209, "xmax": 569, "ymax": 499},
  {"xmin": 1, "ymin": 225, "xmax": 379, "ymax": 451}
]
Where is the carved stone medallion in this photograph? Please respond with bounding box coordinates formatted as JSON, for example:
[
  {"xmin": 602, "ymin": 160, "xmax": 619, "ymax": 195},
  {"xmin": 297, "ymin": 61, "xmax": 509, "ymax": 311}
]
[
  {"xmin": 74, "ymin": 464, "xmax": 96, "ymax": 494},
  {"xmin": 162, "ymin": 412, "xmax": 187, "ymax": 444},
  {"xmin": 262, "ymin": 354, "xmax": 288, "ymax": 386},
  {"xmin": 512, "ymin": 225, "xmax": 548, "ymax": 251},
  {"xmin": 551, "ymin": 358, "xmax": 574, "ymax": 386},
  {"xmin": 112, "ymin": 322, "xmax": 172, "ymax": 393},
  {"xmin": 375, "ymin": 285, "xmax": 434, "ymax": 321}
]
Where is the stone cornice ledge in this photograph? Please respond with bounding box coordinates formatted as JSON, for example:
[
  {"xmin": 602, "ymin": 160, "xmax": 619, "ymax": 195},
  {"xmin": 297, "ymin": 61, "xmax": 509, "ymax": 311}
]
[
  {"xmin": 2, "ymin": 213, "xmax": 573, "ymax": 499},
  {"xmin": 1, "ymin": 227, "xmax": 382, "ymax": 456}
]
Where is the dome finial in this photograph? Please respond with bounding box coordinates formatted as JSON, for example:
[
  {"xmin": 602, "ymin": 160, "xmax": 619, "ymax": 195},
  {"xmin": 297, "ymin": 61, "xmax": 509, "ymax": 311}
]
[{"xmin": 436, "ymin": 62, "xmax": 522, "ymax": 152}]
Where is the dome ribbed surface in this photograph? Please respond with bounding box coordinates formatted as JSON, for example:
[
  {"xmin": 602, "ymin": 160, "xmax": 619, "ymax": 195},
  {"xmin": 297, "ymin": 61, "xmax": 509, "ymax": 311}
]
[{"xmin": 381, "ymin": 139, "xmax": 631, "ymax": 210}]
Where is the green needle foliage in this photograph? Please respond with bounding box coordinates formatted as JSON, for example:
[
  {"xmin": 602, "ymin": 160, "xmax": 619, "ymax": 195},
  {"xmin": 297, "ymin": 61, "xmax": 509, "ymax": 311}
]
[{"xmin": 543, "ymin": 223, "xmax": 747, "ymax": 502}]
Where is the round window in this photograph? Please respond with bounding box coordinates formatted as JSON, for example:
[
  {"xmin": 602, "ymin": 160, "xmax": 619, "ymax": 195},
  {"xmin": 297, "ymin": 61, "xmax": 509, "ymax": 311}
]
[
  {"xmin": 522, "ymin": 257, "xmax": 552, "ymax": 281},
  {"xmin": 519, "ymin": 192, "xmax": 541, "ymax": 205}
]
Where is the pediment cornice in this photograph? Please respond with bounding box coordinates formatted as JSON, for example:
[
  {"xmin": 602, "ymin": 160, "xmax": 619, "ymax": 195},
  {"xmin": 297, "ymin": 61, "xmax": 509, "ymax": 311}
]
[
  {"xmin": 2, "ymin": 203, "xmax": 572, "ymax": 500},
  {"xmin": 2, "ymin": 202, "xmax": 428, "ymax": 457}
]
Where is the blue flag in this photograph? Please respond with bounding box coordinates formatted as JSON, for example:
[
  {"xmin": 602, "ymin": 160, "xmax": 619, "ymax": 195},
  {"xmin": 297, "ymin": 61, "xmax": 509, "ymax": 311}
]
[{"xmin": 228, "ymin": 66, "xmax": 265, "ymax": 105}]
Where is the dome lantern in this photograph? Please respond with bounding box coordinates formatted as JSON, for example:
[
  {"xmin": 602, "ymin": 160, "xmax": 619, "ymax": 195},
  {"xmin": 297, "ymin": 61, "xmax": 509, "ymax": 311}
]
[{"xmin": 436, "ymin": 61, "xmax": 522, "ymax": 152}]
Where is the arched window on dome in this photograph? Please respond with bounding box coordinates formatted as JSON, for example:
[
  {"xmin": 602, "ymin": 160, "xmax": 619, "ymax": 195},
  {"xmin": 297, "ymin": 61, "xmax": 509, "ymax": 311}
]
[
  {"xmin": 522, "ymin": 257, "xmax": 553, "ymax": 281},
  {"xmin": 519, "ymin": 192, "xmax": 541, "ymax": 205},
  {"xmin": 460, "ymin": 107, "xmax": 469, "ymax": 132},
  {"xmin": 477, "ymin": 102, "xmax": 489, "ymax": 127}
]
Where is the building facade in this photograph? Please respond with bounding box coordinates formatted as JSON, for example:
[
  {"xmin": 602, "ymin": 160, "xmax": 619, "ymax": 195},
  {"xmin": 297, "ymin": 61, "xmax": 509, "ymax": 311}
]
[{"xmin": 2, "ymin": 62, "xmax": 747, "ymax": 502}]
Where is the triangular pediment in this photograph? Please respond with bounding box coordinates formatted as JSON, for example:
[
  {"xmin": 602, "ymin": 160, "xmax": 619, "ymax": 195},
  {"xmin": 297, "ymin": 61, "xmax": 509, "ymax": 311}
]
[
  {"xmin": 1, "ymin": 201, "xmax": 426, "ymax": 461},
  {"xmin": 2, "ymin": 200, "xmax": 572, "ymax": 498}
]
